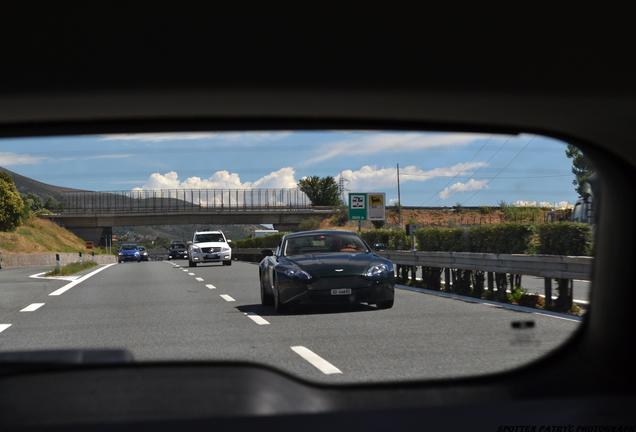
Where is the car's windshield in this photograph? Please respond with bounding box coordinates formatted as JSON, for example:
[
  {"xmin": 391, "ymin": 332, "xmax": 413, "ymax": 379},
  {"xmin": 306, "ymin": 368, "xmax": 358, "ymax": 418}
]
[
  {"xmin": 284, "ymin": 233, "xmax": 368, "ymax": 256},
  {"xmin": 171, "ymin": 243, "xmax": 186, "ymax": 249},
  {"xmin": 194, "ymin": 233, "xmax": 225, "ymax": 243},
  {"xmin": 121, "ymin": 244, "xmax": 137, "ymax": 250}
]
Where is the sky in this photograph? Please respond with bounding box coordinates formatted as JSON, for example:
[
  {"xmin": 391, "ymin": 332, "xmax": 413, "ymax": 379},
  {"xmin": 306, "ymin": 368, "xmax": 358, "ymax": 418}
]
[{"xmin": 0, "ymin": 131, "xmax": 579, "ymax": 207}]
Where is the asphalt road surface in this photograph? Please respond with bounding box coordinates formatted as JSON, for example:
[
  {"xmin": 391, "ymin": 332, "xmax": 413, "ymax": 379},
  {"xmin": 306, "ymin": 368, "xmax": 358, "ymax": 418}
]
[{"xmin": 0, "ymin": 260, "xmax": 581, "ymax": 383}]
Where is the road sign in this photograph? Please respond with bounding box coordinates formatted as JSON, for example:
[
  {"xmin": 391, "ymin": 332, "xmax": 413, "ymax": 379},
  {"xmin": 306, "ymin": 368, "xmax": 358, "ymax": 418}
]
[
  {"xmin": 348, "ymin": 193, "xmax": 367, "ymax": 220},
  {"xmin": 367, "ymin": 192, "xmax": 386, "ymax": 221}
]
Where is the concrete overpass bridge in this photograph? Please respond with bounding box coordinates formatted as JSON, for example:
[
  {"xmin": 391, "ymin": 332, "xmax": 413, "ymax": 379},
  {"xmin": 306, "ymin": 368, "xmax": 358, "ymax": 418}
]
[{"xmin": 43, "ymin": 188, "xmax": 335, "ymax": 245}]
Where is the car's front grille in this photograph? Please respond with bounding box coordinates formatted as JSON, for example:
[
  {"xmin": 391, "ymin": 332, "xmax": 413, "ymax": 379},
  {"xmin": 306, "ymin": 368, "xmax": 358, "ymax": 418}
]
[{"xmin": 201, "ymin": 247, "xmax": 221, "ymax": 253}]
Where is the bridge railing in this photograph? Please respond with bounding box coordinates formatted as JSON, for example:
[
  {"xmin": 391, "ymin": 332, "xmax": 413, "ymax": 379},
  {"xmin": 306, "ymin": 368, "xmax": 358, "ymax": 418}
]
[{"xmin": 59, "ymin": 188, "xmax": 312, "ymax": 214}]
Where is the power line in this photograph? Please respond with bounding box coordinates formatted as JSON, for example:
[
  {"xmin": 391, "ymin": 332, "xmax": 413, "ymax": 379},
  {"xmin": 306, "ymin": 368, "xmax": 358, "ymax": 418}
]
[
  {"xmin": 460, "ymin": 138, "xmax": 534, "ymax": 206},
  {"xmin": 401, "ymin": 173, "xmax": 571, "ymax": 179},
  {"xmin": 423, "ymin": 136, "xmax": 492, "ymax": 204},
  {"xmin": 430, "ymin": 136, "xmax": 510, "ymax": 204}
]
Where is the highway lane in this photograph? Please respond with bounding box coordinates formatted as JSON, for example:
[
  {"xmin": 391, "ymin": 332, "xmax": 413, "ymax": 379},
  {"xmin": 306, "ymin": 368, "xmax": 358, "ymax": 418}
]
[
  {"xmin": 0, "ymin": 260, "xmax": 581, "ymax": 383},
  {"xmin": 523, "ymin": 276, "xmax": 590, "ymax": 302}
]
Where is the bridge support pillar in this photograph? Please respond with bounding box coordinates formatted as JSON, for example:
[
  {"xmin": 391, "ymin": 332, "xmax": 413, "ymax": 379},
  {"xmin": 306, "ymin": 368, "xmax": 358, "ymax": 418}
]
[{"xmin": 66, "ymin": 227, "xmax": 112, "ymax": 247}]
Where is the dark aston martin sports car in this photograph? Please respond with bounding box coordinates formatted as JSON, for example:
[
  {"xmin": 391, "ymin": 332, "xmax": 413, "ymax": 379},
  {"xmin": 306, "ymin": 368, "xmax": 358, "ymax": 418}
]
[{"xmin": 258, "ymin": 230, "xmax": 395, "ymax": 312}]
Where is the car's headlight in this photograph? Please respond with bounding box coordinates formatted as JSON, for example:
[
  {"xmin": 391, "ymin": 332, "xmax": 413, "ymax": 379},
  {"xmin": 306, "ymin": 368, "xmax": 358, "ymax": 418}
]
[
  {"xmin": 142, "ymin": 252, "xmax": 148, "ymax": 256},
  {"xmin": 118, "ymin": 252, "xmax": 123, "ymax": 255},
  {"xmin": 222, "ymin": 247, "xmax": 231, "ymax": 252},
  {"xmin": 192, "ymin": 246, "xmax": 201, "ymax": 252},
  {"xmin": 364, "ymin": 263, "xmax": 391, "ymax": 278},
  {"xmin": 282, "ymin": 267, "xmax": 312, "ymax": 280}
]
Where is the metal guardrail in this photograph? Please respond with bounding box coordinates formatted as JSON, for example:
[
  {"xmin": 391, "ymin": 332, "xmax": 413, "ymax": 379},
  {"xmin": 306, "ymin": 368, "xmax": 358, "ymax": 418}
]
[
  {"xmin": 59, "ymin": 188, "xmax": 311, "ymax": 214},
  {"xmin": 232, "ymin": 248, "xmax": 592, "ymax": 280},
  {"xmin": 378, "ymin": 251, "xmax": 592, "ymax": 280}
]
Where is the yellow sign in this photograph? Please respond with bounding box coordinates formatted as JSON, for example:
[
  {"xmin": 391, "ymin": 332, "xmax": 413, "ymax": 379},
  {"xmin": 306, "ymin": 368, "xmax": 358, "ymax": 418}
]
[{"xmin": 367, "ymin": 192, "xmax": 386, "ymax": 221}]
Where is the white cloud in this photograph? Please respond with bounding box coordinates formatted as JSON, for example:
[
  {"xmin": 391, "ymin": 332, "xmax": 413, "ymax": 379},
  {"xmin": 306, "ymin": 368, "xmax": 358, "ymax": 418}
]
[
  {"xmin": 135, "ymin": 167, "xmax": 298, "ymax": 190},
  {"xmin": 303, "ymin": 132, "xmax": 496, "ymax": 165},
  {"xmin": 337, "ymin": 162, "xmax": 487, "ymax": 191},
  {"xmin": 438, "ymin": 179, "xmax": 489, "ymax": 199},
  {"xmin": 100, "ymin": 132, "xmax": 291, "ymax": 143},
  {"xmin": 0, "ymin": 152, "xmax": 45, "ymax": 166}
]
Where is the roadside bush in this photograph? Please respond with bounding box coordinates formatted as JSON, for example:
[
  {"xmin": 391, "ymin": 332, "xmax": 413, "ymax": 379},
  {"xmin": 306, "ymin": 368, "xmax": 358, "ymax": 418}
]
[
  {"xmin": 414, "ymin": 227, "xmax": 465, "ymax": 251},
  {"xmin": 297, "ymin": 217, "xmax": 321, "ymax": 231},
  {"xmin": 414, "ymin": 224, "xmax": 533, "ymax": 254},
  {"xmin": 371, "ymin": 220, "xmax": 385, "ymax": 229},
  {"xmin": 537, "ymin": 222, "xmax": 592, "ymax": 256},
  {"xmin": 361, "ymin": 228, "xmax": 412, "ymax": 250},
  {"xmin": 331, "ymin": 205, "xmax": 349, "ymax": 226},
  {"xmin": 233, "ymin": 233, "xmax": 285, "ymax": 249},
  {"xmin": 0, "ymin": 172, "xmax": 25, "ymax": 231}
]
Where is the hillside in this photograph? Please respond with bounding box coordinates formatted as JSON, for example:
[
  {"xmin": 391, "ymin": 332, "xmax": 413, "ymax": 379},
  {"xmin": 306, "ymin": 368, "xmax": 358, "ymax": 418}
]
[
  {"xmin": 0, "ymin": 216, "xmax": 91, "ymax": 253},
  {"xmin": 0, "ymin": 166, "xmax": 81, "ymax": 203}
]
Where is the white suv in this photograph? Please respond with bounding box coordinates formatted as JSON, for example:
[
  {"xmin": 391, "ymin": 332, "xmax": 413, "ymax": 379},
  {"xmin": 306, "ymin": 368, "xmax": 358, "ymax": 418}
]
[{"xmin": 188, "ymin": 230, "xmax": 232, "ymax": 267}]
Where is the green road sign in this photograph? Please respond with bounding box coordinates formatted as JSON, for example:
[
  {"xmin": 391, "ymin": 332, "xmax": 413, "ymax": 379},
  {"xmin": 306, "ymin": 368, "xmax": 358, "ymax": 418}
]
[{"xmin": 348, "ymin": 193, "xmax": 367, "ymax": 220}]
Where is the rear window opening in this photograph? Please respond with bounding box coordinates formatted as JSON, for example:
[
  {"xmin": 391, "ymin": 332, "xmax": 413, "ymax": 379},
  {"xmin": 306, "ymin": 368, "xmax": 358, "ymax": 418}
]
[{"xmin": 0, "ymin": 130, "xmax": 596, "ymax": 383}]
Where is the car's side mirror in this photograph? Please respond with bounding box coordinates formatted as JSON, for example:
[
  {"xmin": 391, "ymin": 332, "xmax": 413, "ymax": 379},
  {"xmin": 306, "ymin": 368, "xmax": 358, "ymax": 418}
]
[
  {"xmin": 187, "ymin": 241, "xmax": 193, "ymax": 246},
  {"xmin": 261, "ymin": 249, "xmax": 274, "ymax": 257},
  {"xmin": 227, "ymin": 239, "xmax": 232, "ymax": 243}
]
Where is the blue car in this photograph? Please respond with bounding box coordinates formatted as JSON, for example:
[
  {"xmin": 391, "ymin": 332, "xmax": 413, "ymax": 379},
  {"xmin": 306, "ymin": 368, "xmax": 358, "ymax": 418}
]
[{"xmin": 118, "ymin": 244, "xmax": 142, "ymax": 263}]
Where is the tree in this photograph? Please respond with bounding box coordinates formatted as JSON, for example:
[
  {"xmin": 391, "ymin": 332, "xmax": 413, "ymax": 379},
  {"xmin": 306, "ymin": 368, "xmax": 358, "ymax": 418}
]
[
  {"xmin": 565, "ymin": 144, "xmax": 594, "ymax": 198},
  {"xmin": 0, "ymin": 172, "xmax": 26, "ymax": 231},
  {"xmin": 298, "ymin": 176, "xmax": 340, "ymax": 206},
  {"xmin": 22, "ymin": 192, "xmax": 44, "ymax": 212},
  {"xmin": 44, "ymin": 196, "xmax": 61, "ymax": 210}
]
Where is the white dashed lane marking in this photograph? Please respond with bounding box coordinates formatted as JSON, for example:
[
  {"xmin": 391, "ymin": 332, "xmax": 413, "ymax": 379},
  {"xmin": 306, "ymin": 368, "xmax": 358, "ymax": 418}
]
[
  {"xmin": 188, "ymin": 272, "xmax": 195, "ymax": 276},
  {"xmin": 0, "ymin": 324, "xmax": 12, "ymax": 334},
  {"xmin": 206, "ymin": 284, "xmax": 216, "ymax": 289},
  {"xmin": 291, "ymin": 346, "xmax": 342, "ymax": 375},
  {"xmin": 244, "ymin": 312, "xmax": 270, "ymax": 325},
  {"xmin": 20, "ymin": 303, "xmax": 45, "ymax": 312},
  {"xmin": 220, "ymin": 294, "xmax": 236, "ymax": 302},
  {"xmin": 195, "ymin": 277, "xmax": 204, "ymax": 282}
]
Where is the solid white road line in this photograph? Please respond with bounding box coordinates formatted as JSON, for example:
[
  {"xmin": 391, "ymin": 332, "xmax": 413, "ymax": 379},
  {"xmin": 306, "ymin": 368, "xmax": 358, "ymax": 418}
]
[
  {"xmin": 20, "ymin": 303, "xmax": 45, "ymax": 312},
  {"xmin": 396, "ymin": 284, "xmax": 583, "ymax": 323},
  {"xmin": 290, "ymin": 346, "xmax": 342, "ymax": 375},
  {"xmin": 49, "ymin": 263, "xmax": 117, "ymax": 296},
  {"xmin": 29, "ymin": 272, "xmax": 78, "ymax": 282},
  {"xmin": 534, "ymin": 312, "xmax": 581, "ymax": 323},
  {"xmin": 244, "ymin": 312, "xmax": 270, "ymax": 325},
  {"xmin": 206, "ymin": 284, "xmax": 216, "ymax": 289},
  {"xmin": 220, "ymin": 294, "xmax": 235, "ymax": 302},
  {"xmin": 0, "ymin": 324, "xmax": 12, "ymax": 333},
  {"xmin": 195, "ymin": 277, "xmax": 204, "ymax": 282}
]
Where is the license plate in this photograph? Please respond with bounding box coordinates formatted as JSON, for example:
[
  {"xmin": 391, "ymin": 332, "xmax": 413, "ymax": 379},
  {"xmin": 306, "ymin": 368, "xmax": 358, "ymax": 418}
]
[
  {"xmin": 331, "ymin": 288, "xmax": 352, "ymax": 295},
  {"xmin": 206, "ymin": 254, "xmax": 219, "ymax": 259}
]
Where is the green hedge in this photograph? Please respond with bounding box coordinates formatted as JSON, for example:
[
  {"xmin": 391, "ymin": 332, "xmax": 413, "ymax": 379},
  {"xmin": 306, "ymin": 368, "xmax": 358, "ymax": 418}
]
[
  {"xmin": 360, "ymin": 228, "xmax": 413, "ymax": 250},
  {"xmin": 414, "ymin": 223, "xmax": 534, "ymax": 254},
  {"xmin": 233, "ymin": 233, "xmax": 285, "ymax": 249},
  {"xmin": 537, "ymin": 222, "xmax": 592, "ymax": 256}
]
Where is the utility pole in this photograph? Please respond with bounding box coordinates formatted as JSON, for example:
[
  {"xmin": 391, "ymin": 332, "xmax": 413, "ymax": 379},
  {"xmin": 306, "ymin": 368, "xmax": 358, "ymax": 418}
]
[
  {"xmin": 397, "ymin": 163, "xmax": 402, "ymax": 227},
  {"xmin": 338, "ymin": 171, "xmax": 349, "ymax": 205}
]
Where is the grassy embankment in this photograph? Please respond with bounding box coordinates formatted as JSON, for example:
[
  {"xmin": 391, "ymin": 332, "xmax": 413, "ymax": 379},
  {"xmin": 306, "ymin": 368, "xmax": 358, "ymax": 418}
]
[{"xmin": 0, "ymin": 216, "xmax": 109, "ymax": 254}]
